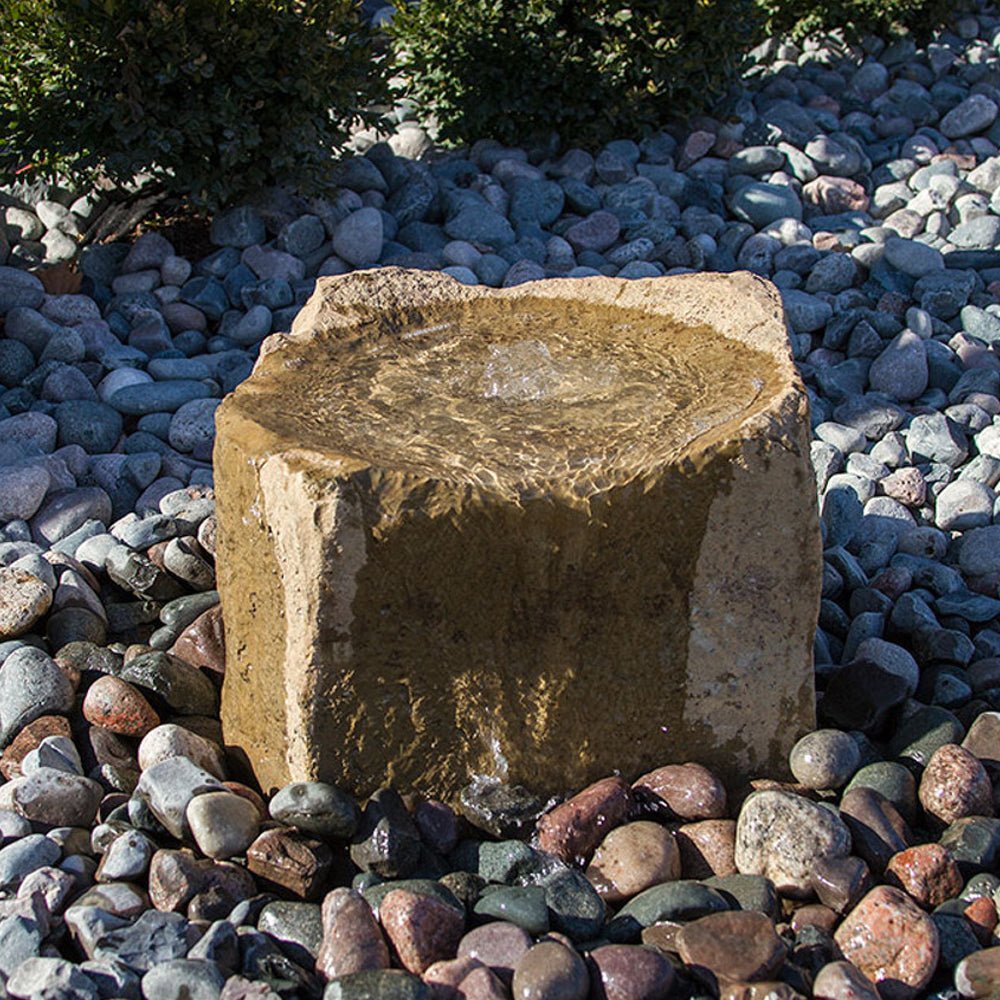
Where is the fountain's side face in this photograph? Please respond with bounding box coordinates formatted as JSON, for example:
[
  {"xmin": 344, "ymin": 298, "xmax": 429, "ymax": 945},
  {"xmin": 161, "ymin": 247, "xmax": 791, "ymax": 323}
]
[{"xmin": 214, "ymin": 268, "xmax": 821, "ymax": 800}]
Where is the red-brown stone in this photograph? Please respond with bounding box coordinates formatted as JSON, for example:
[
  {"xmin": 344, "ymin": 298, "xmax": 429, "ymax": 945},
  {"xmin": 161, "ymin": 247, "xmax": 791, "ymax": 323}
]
[
  {"xmin": 632, "ymin": 762, "xmax": 727, "ymax": 820},
  {"xmin": 536, "ymin": 775, "xmax": 632, "ymax": 865},
  {"xmin": 82, "ymin": 675, "xmax": 160, "ymax": 737},
  {"xmin": 833, "ymin": 886, "xmax": 939, "ymax": 1000},
  {"xmin": 378, "ymin": 888, "xmax": 465, "ymax": 975},
  {"xmin": 884, "ymin": 843, "xmax": 963, "ymax": 909},
  {"xmin": 170, "ymin": 604, "xmax": 225, "ymax": 675}
]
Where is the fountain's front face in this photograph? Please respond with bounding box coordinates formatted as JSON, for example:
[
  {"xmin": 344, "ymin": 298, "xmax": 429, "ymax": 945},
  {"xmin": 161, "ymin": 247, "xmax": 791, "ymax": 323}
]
[{"xmin": 214, "ymin": 268, "xmax": 821, "ymax": 800}]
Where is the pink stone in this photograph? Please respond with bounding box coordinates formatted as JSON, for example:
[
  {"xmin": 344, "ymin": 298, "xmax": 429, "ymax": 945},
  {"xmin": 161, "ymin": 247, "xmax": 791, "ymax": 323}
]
[
  {"xmin": 803, "ymin": 176, "xmax": 870, "ymax": 214},
  {"xmin": 833, "ymin": 886, "xmax": 939, "ymax": 999},
  {"xmin": 536, "ymin": 775, "xmax": 632, "ymax": 865},
  {"xmin": 918, "ymin": 743, "xmax": 993, "ymax": 828},
  {"xmin": 379, "ymin": 888, "xmax": 464, "ymax": 975},
  {"xmin": 316, "ymin": 887, "xmax": 389, "ymax": 980},
  {"xmin": 632, "ymin": 762, "xmax": 727, "ymax": 820}
]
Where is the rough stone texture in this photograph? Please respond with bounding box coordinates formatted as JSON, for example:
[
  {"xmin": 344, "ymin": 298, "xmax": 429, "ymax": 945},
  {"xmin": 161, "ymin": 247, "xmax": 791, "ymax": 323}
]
[
  {"xmin": 833, "ymin": 885, "xmax": 939, "ymax": 1000},
  {"xmin": 215, "ymin": 269, "xmax": 820, "ymax": 799}
]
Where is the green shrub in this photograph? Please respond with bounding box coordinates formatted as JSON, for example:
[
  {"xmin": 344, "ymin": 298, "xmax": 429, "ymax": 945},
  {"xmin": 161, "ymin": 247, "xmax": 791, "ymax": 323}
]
[
  {"xmin": 0, "ymin": 0, "xmax": 388, "ymax": 210},
  {"xmin": 756, "ymin": 0, "xmax": 956, "ymax": 42},
  {"xmin": 388, "ymin": 0, "xmax": 762, "ymax": 148}
]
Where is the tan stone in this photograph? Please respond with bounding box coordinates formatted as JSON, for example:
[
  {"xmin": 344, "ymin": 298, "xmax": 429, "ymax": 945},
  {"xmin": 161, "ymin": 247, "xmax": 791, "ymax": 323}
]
[{"xmin": 215, "ymin": 268, "xmax": 820, "ymax": 799}]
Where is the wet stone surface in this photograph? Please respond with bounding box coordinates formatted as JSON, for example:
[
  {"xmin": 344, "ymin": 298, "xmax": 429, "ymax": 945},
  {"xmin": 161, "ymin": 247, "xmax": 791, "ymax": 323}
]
[{"xmin": 8, "ymin": 7, "xmax": 1000, "ymax": 996}]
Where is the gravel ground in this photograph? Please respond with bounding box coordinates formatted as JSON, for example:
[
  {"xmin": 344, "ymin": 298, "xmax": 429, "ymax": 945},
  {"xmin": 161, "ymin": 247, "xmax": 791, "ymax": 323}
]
[{"xmin": 4, "ymin": 5, "xmax": 1000, "ymax": 1000}]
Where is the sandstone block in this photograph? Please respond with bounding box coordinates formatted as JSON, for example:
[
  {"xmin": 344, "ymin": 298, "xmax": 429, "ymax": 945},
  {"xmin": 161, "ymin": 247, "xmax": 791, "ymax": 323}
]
[{"xmin": 215, "ymin": 269, "xmax": 820, "ymax": 799}]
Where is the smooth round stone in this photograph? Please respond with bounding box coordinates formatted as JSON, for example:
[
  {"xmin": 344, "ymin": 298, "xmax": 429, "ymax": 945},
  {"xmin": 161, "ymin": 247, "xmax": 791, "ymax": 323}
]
[
  {"xmin": 839, "ymin": 787, "xmax": 911, "ymax": 876},
  {"xmin": 809, "ymin": 855, "xmax": 871, "ymax": 915},
  {"xmin": 868, "ymin": 331, "xmax": 928, "ymax": 402},
  {"xmin": 0, "ymin": 340, "xmax": 36, "ymax": 388},
  {"xmin": 0, "ymin": 568, "xmax": 52, "ymax": 639},
  {"xmin": 883, "ymin": 238, "xmax": 944, "ymax": 278},
  {"xmin": 186, "ymin": 791, "xmax": 260, "ymax": 859},
  {"xmin": 269, "ymin": 781, "xmax": 359, "ymax": 839},
  {"xmin": 10, "ymin": 768, "xmax": 103, "ymax": 827},
  {"xmin": 317, "ymin": 887, "xmax": 391, "ymax": 980},
  {"xmin": 735, "ymin": 790, "xmax": 852, "ymax": 897},
  {"xmin": 511, "ymin": 940, "xmax": 589, "ymax": 1000},
  {"xmin": 812, "ymin": 960, "xmax": 881, "ymax": 1000},
  {"xmin": 632, "ymin": 762, "xmax": 727, "ymax": 820},
  {"xmin": 919, "ymin": 743, "xmax": 993, "ymax": 828},
  {"xmin": 21, "ymin": 734, "xmax": 82, "ymax": 776},
  {"xmin": 585, "ymin": 821, "xmax": 680, "ymax": 903},
  {"xmin": 587, "ymin": 944, "xmax": 673, "ymax": 1000},
  {"xmin": 211, "ymin": 207, "xmax": 265, "ymax": 249},
  {"xmin": 231, "ymin": 305, "xmax": 272, "ymax": 347},
  {"xmin": 136, "ymin": 723, "xmax": 225, "ymax": 779},
  {"xmin": 941, "ymin": 94, "xmax": 999, "ymax": 139},
  {"xmin": 956, "ymin": 946, "xmax": 1000, "ymax": 999},
  {"xmin": 379, "ymin": 888, "xmax": 465, "ymax": 976},
  {"xmin": 458, "ymin": 921, "xmax": 532, "ymax": 985},
  {"xmin": 120, "ymin": 651, "xmax": 219, "ymax": 716},
  {"xmin": 0, "ymin": 646, "xmax": 74, "ymax": 745},
  {"xmin": 703, "ymin": 873, "xmax": 779, "ymax": 918},
  {"xmin": 0, "ymin": 267, "xmax": 45, "ymax": 314},
  {"xmin": 473, "ymin": 886, "xmax": 549, "ymax": 935},
  {"xmin": 833, "ymin": 886, "xmax": 939, "ymax": 1000},
  {"xmin": 608, "ymin": 881, "xmax": 730, "ymax": 941},
  {"xmin": 888, "ymin": 705, "xmax": 966, "ymax": 770},
  {"xmin": 730, "ymin": 182, "xmax": 802, "ymax": 227},
  {"xmin": 845, "ymin": 762, "xmax": 918, "ymax": 826},
  {"xmin": 135, "ymin": 757, "xmax": 225, "ymax": 839},
  {"xmin": 108, "ymin": 380, "xmax": 212, "ymax": 416},
  {"xmin": 168, "ymin": 398, "xmax": 220, "ymax": 453},
  {"xmin": 789, "ymin": 729, "xmax": 861, "ymax": 790},
  {"xmin": 162, "ymin": 537, "xmax": 215, "ymax": 590},
  {"xmin": 674, "ymin": 819, "xmax": 737, "ymax": 878},
  {"xmin": 676, "ymin": 910, "xmax": 787, "ymax": 984},
  {"xmin": 853, "ymin": 637, "xmax": 919, "ymax": 696},
  {"xmin": 332, "ymin": 208, "xmax": 384, "ymax": 268},
  {"xmin": 79, "ymin": 960, "xmax": 140, "ymax": 1000},
  {"xmin": 141, "ymin": 958, "xmax": 225, "ymax": 1000},
  {"xmin": 83, "ymin": 675, "xmax": 159, "ymax": 737}
]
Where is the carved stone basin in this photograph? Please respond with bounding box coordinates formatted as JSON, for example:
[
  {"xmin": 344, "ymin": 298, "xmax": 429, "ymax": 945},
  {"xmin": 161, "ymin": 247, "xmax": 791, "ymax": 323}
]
[{"xmin": 214, "ymin": 268, "xmax": 821, "ymax": 800}]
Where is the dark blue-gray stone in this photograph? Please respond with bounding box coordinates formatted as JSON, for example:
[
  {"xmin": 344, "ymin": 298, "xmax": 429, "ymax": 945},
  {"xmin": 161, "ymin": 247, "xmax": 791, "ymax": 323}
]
[
  {"xmin": 607, "ymin": 881, "xmax": 729, "ymax": 941},
  {"xmin": 473, "ymin": 885, "xmax": 549, "ymax": 934},
  {"xmin": 0, "ymin": 341, "xmax": 36, "ymax": 388},
  {"xmin": 109, "ymin": 381, "xmax": 212, "ymax": 415},
  {"xmin": 91, "ymin": 911, "xmax": 191, "ymax": 973},
  {"xmin": 55, "ymin": 400, "xmax": 123, "ymax": 454},
  {"xmin": 509, "ymin": 179, "xmax": 564, "ymax": 227},
  {"xmin": 210, "ymin": 207, "xmax": 265, "ymax": 249}
]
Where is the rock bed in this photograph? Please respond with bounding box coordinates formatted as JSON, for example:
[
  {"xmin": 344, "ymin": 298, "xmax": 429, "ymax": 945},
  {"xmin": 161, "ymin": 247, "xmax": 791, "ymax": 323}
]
[{"xmin": 7, "ymin": 6, "xmax": 1000, "ymax": 1000}]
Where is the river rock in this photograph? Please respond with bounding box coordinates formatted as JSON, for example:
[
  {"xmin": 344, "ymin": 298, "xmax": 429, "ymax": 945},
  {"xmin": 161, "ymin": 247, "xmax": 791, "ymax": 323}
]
[
  {"xmin": 735, "ymin": 790, "xmax": 852, "ymax": 897},
  {"xmin": 884, "ymin": 843, "xmax": 963, "ymax": 909},
  {"xmin": 215, "ymin": 269, "xmax": 820, "ymax": 799},
  {"xmin": 919, "ymin": 743, "xmax": 993, "ymax": 828},
  {"xmin": 316, "ymin": 888, "xmax": 390, "ymax": 980},
  {"xmin": 378, "ymin": 888, "xmax": 465, "ymax": 975},
  {"xmin": 675, "ymin": 910, "xmax": 787, "ymax": 987},
  {"xmin": 511, "ymin": 939, "xmax": 589, "ymax": 1000},
  {"xmin": 584, "ymin": 820, "xmax": 680, "ymax": 903},
  {"xmin": 833, "ymin": 886, "xmax": 939, "ymax": 1000}
]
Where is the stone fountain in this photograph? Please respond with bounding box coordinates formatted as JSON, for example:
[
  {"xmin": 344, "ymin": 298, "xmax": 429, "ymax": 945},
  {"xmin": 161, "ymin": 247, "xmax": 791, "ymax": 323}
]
[{"xmin": 214, "ymin": 268, "xmax": 821, "ymax": 800}]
